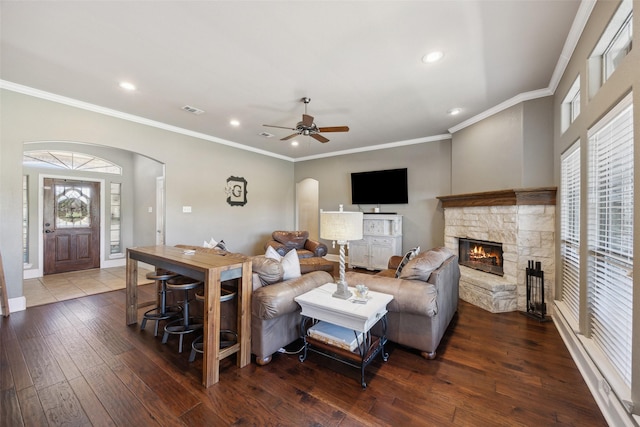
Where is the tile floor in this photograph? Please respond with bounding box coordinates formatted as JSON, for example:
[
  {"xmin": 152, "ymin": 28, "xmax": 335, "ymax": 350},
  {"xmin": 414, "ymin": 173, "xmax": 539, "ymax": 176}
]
[{"xmin": 24, "ymin": 266, "xmax": 152, "ymax": 307}]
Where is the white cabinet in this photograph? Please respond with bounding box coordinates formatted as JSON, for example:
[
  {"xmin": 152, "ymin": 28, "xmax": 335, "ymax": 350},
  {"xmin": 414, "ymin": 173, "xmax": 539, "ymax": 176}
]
[{"xmin": 349, "ymin": 214, "xmax": 402, "ymax": 270}]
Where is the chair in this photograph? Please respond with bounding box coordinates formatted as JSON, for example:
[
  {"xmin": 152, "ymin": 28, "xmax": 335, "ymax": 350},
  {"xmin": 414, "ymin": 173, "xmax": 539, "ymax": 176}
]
[
  {"xmin": 189, "ymin": 284, "xmax": 238, "ymax": 362},
  {"xmin": 264, "ymin": 230, "xmax": 328, "ymax": 259},
  {"xmin": 140, "ymin": 270, "xmax": 181, "ymax": 336},
  {"xmin": 162, "ymin": 276, "xmax": 203, "ymax": 353}
]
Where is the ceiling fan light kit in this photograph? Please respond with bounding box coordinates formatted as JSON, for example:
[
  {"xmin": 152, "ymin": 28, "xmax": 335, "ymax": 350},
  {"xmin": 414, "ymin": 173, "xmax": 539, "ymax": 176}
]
[{"xmin": 263, "ymin": 97, "xmax": 349, "ymax": 143}]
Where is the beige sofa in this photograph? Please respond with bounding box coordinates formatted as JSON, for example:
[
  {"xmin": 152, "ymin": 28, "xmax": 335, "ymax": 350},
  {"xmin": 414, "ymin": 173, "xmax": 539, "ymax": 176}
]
[
  {"xmin": 345, "ymin": 247, "xmax": 460, "ymax": 359},
  {"xmin": 251, "ymin": 247, "xmax": 459, "ymax": 365},
  {"xmin": 251, "ymin": 269, "xmax": 333, "ymax": 365}
]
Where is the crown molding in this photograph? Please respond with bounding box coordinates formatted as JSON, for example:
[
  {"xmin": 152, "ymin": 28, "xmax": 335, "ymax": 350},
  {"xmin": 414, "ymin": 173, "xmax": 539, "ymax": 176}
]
[
  {"xmin": 448, "ymin": 0, "xmax": 594, "ymax": 135},
  {"xmin": 0, "ymin": 80, "xmax": 295, "ymax": 162},
  {"xmin": 293, "ymin": 134, "xmax": 452, "ymax": 162},
  {"xmin": 2, "ymin": 0, "xmax": 595, "ymax": 160}
]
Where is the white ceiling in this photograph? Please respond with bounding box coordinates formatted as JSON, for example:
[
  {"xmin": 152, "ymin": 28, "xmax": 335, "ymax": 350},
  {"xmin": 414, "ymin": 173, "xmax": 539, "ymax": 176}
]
[{"xmin": 1, "ymin": 1, "xmax": 584, "ymax": 161}]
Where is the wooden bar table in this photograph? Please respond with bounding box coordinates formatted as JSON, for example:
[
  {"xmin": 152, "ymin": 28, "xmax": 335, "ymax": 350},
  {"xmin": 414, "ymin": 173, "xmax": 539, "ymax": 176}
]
[{"xmin": 126, "ymin": 245, "xmax": 252, "ymax": 387}]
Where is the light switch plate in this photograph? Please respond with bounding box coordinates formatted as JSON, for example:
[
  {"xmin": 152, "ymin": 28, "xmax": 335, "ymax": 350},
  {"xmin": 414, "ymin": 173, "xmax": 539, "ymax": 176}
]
[{"xmin": 182, "ymin": 206, "xmax": 192, "ymax": 213}]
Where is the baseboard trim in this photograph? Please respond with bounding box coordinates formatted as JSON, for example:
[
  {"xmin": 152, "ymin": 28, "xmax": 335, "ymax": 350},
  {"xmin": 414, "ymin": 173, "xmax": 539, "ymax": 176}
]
[
  {"xmin": 553, "ymin": 301, "xmax": 637, "ymax": 427},
  {"xmin": 23, "ymin": 268, "xmax": 41, "ymax": 279},
  {"xmin": 1, "ymin": 296, "xmax": 27, "ymax": 315},
  {"xmin": 103, "ymin": 258, "xmax": 126, "ymax": 268}
]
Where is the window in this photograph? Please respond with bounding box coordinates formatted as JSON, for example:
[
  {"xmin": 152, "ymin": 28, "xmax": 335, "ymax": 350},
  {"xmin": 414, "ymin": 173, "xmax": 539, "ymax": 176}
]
[
  {"xmin": 110, "ymin": 183, "xmax": 122, "ymax": 255},
  {"xmin": 561, "ymin": 76, "xmax": 581, "ymax": 132},
  {"xmin": 603, "ymin": 12, "xmax": 633, "ymax": 82},
  {"xmin": 588, "ymin": 1, "xmax": 633, "ymax": 97},
  {"xmin": 587, "ymin": 93, "xmax": 633, "ymax": 386},
  {"xmin": 560, "ymin": 142, "xmax": 580, "ymax": 323},
  {"xmin": 23, "ymin": 150, "xmax": 122, "ymax": 175}
]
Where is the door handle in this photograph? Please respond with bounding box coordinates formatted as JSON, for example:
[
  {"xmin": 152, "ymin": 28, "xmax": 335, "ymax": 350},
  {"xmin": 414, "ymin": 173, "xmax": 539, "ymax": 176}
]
[{"xmin": 44, "ymin": 230, "xmax": 54, "ymax": 234}]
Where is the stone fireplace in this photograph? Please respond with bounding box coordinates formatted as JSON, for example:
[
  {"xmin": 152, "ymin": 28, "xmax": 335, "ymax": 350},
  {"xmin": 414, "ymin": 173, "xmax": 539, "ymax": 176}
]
[{"xmin": 437, "ymin": 188, "xmax": 556, "ymax": 313}]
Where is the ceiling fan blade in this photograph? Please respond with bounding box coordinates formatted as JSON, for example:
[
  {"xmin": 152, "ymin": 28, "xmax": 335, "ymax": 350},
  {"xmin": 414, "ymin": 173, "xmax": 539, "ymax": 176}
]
[
  {"xmin": 318, "ymin": 126, "xmax": 349, "ymax": 133},
  {"xmin": 281, "ymin": 133, "xmax": 299, "ymax": 141},
  {"xmin": 263, "ymin": 124, "xmax": 296, "ymax": 130},
  {"xmin": 302, "ymin": 114, "xmax": 314, "ymax": 127},
  {"xmin": 311, "ymin": 133, "xmax": 330, "ymax": 143}
]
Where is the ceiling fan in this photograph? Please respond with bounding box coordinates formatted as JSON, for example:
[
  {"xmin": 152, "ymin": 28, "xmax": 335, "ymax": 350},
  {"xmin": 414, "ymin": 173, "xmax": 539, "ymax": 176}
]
[{"xmin": 263, "ymin": 97, "xmax": 349, "ymax": 143}]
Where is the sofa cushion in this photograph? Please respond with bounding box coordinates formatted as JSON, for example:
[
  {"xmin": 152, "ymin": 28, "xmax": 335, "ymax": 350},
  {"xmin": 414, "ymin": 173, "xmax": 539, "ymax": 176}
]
[
  {"xmin": 399, "ymin": 247, "xmax": 452, "ymax": 281},
  {"xmin": 252, "ymin": 255, "xmax": 284, "ymax": 286},
  {"xmin": 395, "ymin": 246, "xmax": 420, "ymax": 278},
  {"xmin": 252, "ymin": 271, "xmax": 333, "ymax": 320},
  {"xmin": 345, "ymin": 271, "xmax": 438, "ymax": 317}
]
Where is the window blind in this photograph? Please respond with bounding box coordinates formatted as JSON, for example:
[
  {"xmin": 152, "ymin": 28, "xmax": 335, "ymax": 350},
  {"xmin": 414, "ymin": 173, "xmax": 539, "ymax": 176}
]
[
  {"xmin": 587, "ymin": 95, "xmax": 633, "ymax": 386},
  {"xmin": 560, "ymin": 142, "xmax": 581, "ymax": 323}
]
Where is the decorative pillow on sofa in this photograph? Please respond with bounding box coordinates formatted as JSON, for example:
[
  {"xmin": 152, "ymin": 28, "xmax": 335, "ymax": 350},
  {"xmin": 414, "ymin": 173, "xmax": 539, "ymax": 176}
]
[
  {"xmin": 265, "ymin": 245, "xmax": 301, "ymax": 280},
  {"xmin": 399, "ymin": 247, "xmax": 452, "ymax": 281},
  {"xmin": 395, "ymin": 246, "xmax": 420, "ymax": 278},
  {"xmin": 252, "ymin": 255, "xmax": 284, "ymax": 286}
]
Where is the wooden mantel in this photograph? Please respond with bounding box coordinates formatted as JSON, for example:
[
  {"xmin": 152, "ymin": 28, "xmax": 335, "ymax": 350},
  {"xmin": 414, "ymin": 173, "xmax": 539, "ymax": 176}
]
[{"xmin": 436, "ymin": 187, "xmax": 557, "ymax": 208}]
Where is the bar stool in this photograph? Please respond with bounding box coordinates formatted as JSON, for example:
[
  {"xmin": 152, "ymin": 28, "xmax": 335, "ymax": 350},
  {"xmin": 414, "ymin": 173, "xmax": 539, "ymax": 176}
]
[
  {"xmin": 162, "ymin": 276, "xmax": 204, "ymax": 353},
  {"xmin": 189, "ymin": 284, "xmax": 238, "ymax": 362},
  {"xmin": 140, "ymin": 270, "xmax": 181, "ymax": 336}
]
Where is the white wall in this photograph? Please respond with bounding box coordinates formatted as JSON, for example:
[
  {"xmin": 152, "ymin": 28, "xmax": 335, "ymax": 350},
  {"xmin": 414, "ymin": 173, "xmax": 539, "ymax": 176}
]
[
  {"xmin": 294, "ymin": 139, "xmax": 452, "ymax": 254},
  {"xmin": 451, "ymin": 96, "xmax": 555, "ymax": 194},
  {"xmin": 0, "ymin": 90, "xmax": 296, "ymax": 300}
]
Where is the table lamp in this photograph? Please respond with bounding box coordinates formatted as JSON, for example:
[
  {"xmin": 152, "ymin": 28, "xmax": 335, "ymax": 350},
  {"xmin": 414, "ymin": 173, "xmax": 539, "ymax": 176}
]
[{"xmin": 320, "ymin": 205, "xmax": 364, "ymax": 299}]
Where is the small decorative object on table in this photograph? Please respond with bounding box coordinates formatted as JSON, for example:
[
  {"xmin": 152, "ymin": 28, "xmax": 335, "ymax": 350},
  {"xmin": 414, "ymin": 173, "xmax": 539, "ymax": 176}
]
[{"xmin": 352, "ymin": 284, "xmax": 369, "ymax": 303}]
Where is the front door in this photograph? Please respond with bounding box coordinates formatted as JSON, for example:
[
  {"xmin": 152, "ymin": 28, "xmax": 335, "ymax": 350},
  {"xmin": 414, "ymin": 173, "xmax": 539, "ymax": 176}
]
[{"xmin": 43, "ymin": 178, "xmax": 100, "ymax": 274}]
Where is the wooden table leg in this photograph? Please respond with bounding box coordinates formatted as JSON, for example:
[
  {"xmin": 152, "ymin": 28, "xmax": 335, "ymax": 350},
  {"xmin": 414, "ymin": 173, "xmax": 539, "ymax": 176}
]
[
  {"xmin": 238, "ymin": 260, "xmax": 252, "ymax": 367},
  {"xmin": 0, "ymin": 251, "xmax": 10, "ymax": 317},
  {"xmin": 203, "ymin": 268, "xmax": 221, "ymax": 387},
  {"xmin": 126, "ymin": 249, "xmax": 138, "ymax": 325}
]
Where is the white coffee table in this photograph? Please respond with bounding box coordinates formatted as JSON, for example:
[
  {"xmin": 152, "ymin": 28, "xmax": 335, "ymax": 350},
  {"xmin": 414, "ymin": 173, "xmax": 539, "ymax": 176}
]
[{"xmin": 294, "ymin": 283, "xmax": 394, "ymax": 388}]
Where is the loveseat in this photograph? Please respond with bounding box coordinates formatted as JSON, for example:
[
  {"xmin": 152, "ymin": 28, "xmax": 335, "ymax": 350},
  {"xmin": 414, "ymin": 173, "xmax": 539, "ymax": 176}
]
[{"xmin": 345, "ymin": 247, "xmax": 460, "ymax": 359}]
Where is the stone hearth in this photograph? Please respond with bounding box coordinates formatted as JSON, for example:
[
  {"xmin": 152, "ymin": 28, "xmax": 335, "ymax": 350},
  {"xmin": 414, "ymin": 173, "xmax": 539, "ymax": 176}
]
[{"xmin": 437, "ymin": 188, "xmax": 556, "ymax": 313}]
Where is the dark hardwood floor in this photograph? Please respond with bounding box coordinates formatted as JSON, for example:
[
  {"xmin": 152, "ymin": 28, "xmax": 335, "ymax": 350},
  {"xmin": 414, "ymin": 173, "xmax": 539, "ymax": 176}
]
[{"xmin": 1, "ymin": 283, "xmax": 607, "ymax": 426}]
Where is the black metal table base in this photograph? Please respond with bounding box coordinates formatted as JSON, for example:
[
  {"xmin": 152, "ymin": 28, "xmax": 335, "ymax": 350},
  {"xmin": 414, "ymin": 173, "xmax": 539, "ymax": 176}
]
[{"xmin": 298, "ymin": 316, "xmax": 388, "ymax": 389}]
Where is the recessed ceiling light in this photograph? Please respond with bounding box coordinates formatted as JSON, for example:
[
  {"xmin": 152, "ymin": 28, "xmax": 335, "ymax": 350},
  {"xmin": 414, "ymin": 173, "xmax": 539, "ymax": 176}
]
[
  {"xmin": 422, "ymin": 51, "xmax": 444, "ymax": 63},
  {"xmin": 230, "ymin": 119, "xmax": 240, "ymax": 127},
  {"xmin": 448, "ymin": 108, "xmax": 462, "ymax": 115},
  {"xmin": 119, "ymin": 81, "xmax": 136, "ymax": 91},
  {"xmin": 291, "ymin": 140, "xmax": 299, "ymax": 146}
]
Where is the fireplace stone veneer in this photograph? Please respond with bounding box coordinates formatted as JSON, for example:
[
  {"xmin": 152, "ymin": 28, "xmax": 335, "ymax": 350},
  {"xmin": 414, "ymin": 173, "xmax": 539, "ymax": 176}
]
[{"xmin": 437, "ymin": 188, "xmax": 556, "ymax": 313}]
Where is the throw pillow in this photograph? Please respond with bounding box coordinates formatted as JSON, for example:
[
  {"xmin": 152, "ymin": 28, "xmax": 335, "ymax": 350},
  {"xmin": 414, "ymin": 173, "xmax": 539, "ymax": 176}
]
[
  {"xmin": 399, "ymin": 248, "xmax": 452, "ymax": 281},
  {"xmin": 395, "ymin": 246, "xmax": 421, "ymax": 278},
  {"xmin": 252, "ymin": 255, "xmax": 284, "ymax": 286},
  {"xmin": 265, "ymin": 245, "xmax": 301, "ymax": 281},
  {"xmin": 281, "ymin": 249, "xmax": 302, "ymax": 280}
]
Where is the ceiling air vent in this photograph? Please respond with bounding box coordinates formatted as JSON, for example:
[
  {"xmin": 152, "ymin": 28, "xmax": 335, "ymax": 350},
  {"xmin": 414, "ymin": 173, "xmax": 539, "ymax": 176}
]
[
  {"xmin": 181, "ymin": 105, "xmax": 205, "ymax": 115},
  {"xmin": 259, "ymin": 132, "xmax": 275, "ymax": 138}
]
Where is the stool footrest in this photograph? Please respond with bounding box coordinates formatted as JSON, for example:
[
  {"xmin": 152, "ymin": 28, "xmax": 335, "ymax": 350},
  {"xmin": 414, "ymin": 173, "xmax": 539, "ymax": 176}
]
[{"xmin": 189, "ymin": 330, "xmax": 238, "ymax": 362}]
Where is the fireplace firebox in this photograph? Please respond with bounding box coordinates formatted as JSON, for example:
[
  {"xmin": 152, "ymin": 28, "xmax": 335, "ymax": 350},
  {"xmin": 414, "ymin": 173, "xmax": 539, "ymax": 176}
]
[{"xmin": 458, "ymin": 238, "xmax": 503, "ymax": 276}]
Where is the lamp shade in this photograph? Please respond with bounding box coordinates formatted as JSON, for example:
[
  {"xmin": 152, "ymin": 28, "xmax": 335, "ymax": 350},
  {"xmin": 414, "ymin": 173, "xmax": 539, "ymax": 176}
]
[{"xmin": 320, "ymin": 210, "xmax": 363, "ymax": 241}]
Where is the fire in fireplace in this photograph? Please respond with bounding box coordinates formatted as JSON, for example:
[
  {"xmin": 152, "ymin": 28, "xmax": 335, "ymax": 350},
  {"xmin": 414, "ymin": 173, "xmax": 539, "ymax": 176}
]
[{"xmin": 458, "ymin": 238, "xmax": 504, "ymax": 276}]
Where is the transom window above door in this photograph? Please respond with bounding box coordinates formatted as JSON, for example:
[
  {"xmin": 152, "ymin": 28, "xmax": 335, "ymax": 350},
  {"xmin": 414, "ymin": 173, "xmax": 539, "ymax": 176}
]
[{"xmin": 23, "ymin": 150, "xmax": 122, "ymax": 175}]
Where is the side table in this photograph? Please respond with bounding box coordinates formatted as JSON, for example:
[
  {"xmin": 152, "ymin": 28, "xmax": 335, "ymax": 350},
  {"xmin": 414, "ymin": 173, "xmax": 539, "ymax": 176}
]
[{"xmin": 294, "ymin": 283, "xmax": 394, "ymax": 388}]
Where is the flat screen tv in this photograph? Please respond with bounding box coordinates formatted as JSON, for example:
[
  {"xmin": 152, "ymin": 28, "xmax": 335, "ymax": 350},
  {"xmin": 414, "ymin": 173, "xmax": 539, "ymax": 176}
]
[{"xmin": 351, "ymin": 168, "xmax": 408, "ymax": 205}]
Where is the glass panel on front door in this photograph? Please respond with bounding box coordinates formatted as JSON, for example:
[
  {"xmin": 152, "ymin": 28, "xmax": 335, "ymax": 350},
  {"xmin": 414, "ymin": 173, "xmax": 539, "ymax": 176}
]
[{"xmin": 55, "ymin": 184, "xmax": 92, "ymax": 228}]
